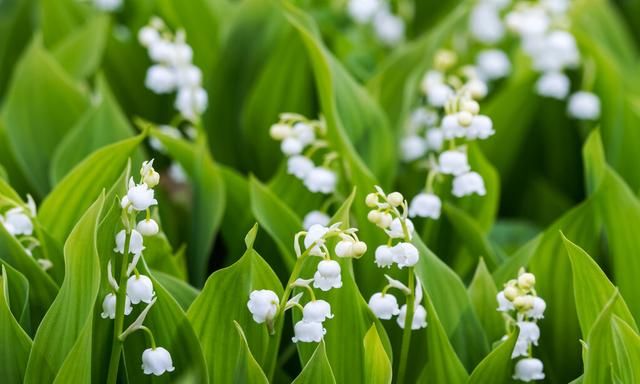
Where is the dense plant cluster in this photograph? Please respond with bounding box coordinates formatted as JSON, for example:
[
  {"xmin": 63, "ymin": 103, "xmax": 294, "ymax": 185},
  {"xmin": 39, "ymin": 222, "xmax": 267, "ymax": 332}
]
[{"xmin": 1, "ymin": 0, "xmax": 640, "ymax": 383}]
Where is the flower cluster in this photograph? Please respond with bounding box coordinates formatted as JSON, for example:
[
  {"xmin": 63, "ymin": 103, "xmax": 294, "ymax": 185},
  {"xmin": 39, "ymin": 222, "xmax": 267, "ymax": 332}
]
[
  {"xmin": 138, "ymin": 17, "xmax": 208, "ymax": 121},
  {"xmin": 0, "ymin": 195, "xmax": 51, "ymax": 270},
  {"xmin": 470, "ymin": 0, "xmax": 601, "ymax": 120},
  {"xmin": 101, "ymin": 160, "xmax": 174, "ymax": 376},
  {"xmin": 365, "ymin": 187, "xmax": 427, "ymax": 330},
  {"xmin": 401, "ymin": 48, "xmax": 495, "ymax": 221},
  {"xmin": 347, "ymin": 0, "xmax": 405, "ymax": 46},
  {"xmin": 248, "ymin": 222, "xmax": 366, "ymax": 343},
  {"xmin": 497, "ymin": 268, "xmax": 546, "ymax": 382},
  {"xmin": 270, "ymin": 113, "xmax": 338, "ymax": 195}
]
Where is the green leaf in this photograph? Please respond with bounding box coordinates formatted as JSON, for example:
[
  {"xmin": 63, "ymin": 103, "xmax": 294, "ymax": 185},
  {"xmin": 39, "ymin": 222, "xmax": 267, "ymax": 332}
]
[
  {"xmin": 0, "ymin": 261, "xmax": 30, "ymax": 331},
  {"xmin": 249, "ymin": 176, "xmax": 300, "ymax": 272},
  {"xmin": 1, "ymin": 37, "xmax": 88, "ymax": 196},
  {"xmin": 50, "ymin": 75, "xmax": 139, "ymax": 185},
  {"xmin": 468, "ymin": 258, "xmax": 504, "ymax": 345},
  {"xmin": 24, "ymin": 193, "xmax": 104, "ymax": 383},
  {"xmin": 149, "ymin": 128, "xmax": 226, "ymax": 287},
  {"xmin": 38, "ymin": 134, "xmax": 144, "ymax": 244},
  {"xmin": 40, "ymin": 0, "xmax": 90, "ymax": 47},
  {"xmin": 363, "ymin": 325, "xmax": 392, "ymax": 384},
  {"xmin": 563, "ymin": 234, "xmax": 637, "ymax": 337},
  {"xmin": 233, "ymin": 321, "xmax": 269, "ymax": 384},
  {"xmin": 582, "ymin": 291, "xmax": 622, "ymax": 384},
  {"xmin": 611, "ymin": 316, "xmax": 640, "ymax": 383},
  {"xmin": 468, "ymin": 330, "xmax": 518, "ymax": 384},
  {"xmin": 51, "ymin": 15, "xmax": 110, "ymax": 80},
  {"xmin": 187, "ymin": 224, "xmax": 283, "ymax": 383},
  {"xmin": 153, "ymin": 270, "xmax": 199, "ymax": 311},
  {"xmin": 417, "ymin": 288, "xmax": 469, "ymax": 384},
  {"xmin": 292, "ymin": 342, "xmax": 336, "ymax": 384},
  {"xmin": 0, "ymin": 265, "xmax": 32, "ymax": 383}
]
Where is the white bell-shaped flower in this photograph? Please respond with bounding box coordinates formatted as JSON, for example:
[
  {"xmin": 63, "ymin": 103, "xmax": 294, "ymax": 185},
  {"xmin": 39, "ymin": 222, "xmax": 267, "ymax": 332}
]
[
  {"xmin": 476, "ymin": 49, "xmax": 511, "ymax": 80},
  {"xmin": 304, "ymin": 167, "xmax": 337, "ymax": 194},
  {"xmin": 536, "ymin": 71, "xmax": 570, "ymax": 99},
  {"xmin": 2, "ymin": 207, "xmax": 33, "ymax": 236},
  {"xmin": 506, "ymin": 7, "xmax": 550, "ymax": 37},
  {"xmin": 368, "ymin": 293, "xmax": 400, "ymax": 320},
  {"xmin": 138, "ymin": 26, "xmax": 160, "ymax": 47},
  {"xmin": 469, "ymin": 4, "xmax": 505, "ymax": 44},
  {"xmin": 302, "ymin": 300, "xmax": 334, "ymax": 322},
  {"xmin": 175, "ymin": 65, "xmax": 203, "ymax": 88},
  {"xmin": 114, "ymin": 230, "xmax": 145, "ymax": 255},
  {"xmin": 347, "ymin": 0, "xmax": 381, "ymax": 24},
  {"xmin": 391, "ymin": 242, "xmax": 419, "ymax": 268},
  {"xmin": 441, "ymin": 114, "xmax": 465, "ymax": 139},
  {"xmin": 517, "ymin": 321, "xmax": 540, "ymax": 346},
  {"xmin": 375, "ymin": 245, "xmax": 394, "ymax": 268},
  {"xmin": 141, "ymin": 347, "xmax": 175, "ymax": 376},
  {"xmin": 421, "ymin": 70, "xmax": 444, "ymax": 94},
  {"xmin": 409, "ymin": 193, "xmax": 441, "ymax": 219},
  {"xmin": 292, "ymin": 320, "xmax": 326, "ymax": 343},
  {"xmin": 513, "ymin": 358, "xmax": 545, "ymax": 382},
  {"xmin": 292, "ymin": 122, "xmax": 316, "ymax": 147},
  {"xmin": 281, "ymin": 137, "xmax": 303, "ymax": 156},
  {"xmin": 173, "ymin": 41, "xmax": 193, "ymax": 66},
  {"xmin": 100, "ymin": 293, "xmax": 133, "ymax": 319},
  {"xmin": 148, "ymin": 40, "xmax": 176, "ymax": 64},
  {"xmin": 466, "ymin": 115, "xmax": 494, "ymax": 140},
  {"xmin": 175, "ymin": 87, "xmax": 208, "ymax": 121},
  {"xmin": 145, "ymin": 65, "xmax": 176, "ymax": 94},
  {"xmin": 247, "ymin": 290, "xmax": 279, "ymax": 324},
  {"xmin": 127, "ymin": 275, "xmax": 155, "ymax": 304},
  {"xmin": 452, "ymin": 172, "xmax": 486, "ymax": 197},
  {"xmin": 397, "ymin": 304, "xmax": 428, "ymax": 329},
  {"xmin": 127, "ymin": 181, "xmax": 158, "ymax": 211},
  {"xmin": 427, "ymin": 83, "xmax": 454, "ymax": 108},
  {"xmin": 302, "ymin": 211, "xmax": 331, "ymax": 230},
  {"xmin": 567, "ymin": 91, "xmax": 600, "ymax": 120},
  {"xmin": 439, "ymin": 150, "xmax": 470, "ymax": 176},
  {"xmin": 526, "ymin": 297, "xmax": 546, "ymax": 319},
  {"xmin": 94, "ymin": 0, "xmax": 122, "ymax": 12},
  {"xmin": 496, "ymin": 291, "xmax": 515, "ymax": 312},
  {"xmin": 313, "ymin": 260, "xmax": 342, "ymax": 291},
  {"xmin": 373, "ymin": 10, "xmax": 405, "ymax": 46},
  {"xmin": 304, "ymin": 224, "xmax": 329, "ymax": 256},
  {"xmin": 400, "ymin": 135, "xmax": 427, "ymax": 162},
  {"xmin": 386, "ymin": 218, "xmax": 415, "ymax": 239},
  {"xmin": 287, "ymin": 155, "xmax": 314, "ymax": 179},
  {"xmin": 425, "ymin": 128, "xmax": 444, "ymax": 152},
  {"xmin": 137, "ymin": 219, "xmax": 159, "ymax": 236}
]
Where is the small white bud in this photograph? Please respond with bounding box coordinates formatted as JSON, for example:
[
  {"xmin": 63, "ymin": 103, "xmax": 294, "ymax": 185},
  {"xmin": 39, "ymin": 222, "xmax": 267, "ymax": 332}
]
[
  {"xmin": 387, "ymin": 192, "xmax": 404, "ymax": 207},
  {"xmin": 137, "ymin": 219, "xmax": 159, "ymax": 236}
]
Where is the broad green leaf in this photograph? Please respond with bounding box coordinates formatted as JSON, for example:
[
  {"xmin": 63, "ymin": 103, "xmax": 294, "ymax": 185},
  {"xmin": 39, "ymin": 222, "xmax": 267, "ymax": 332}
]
[
  {"xmin": 51, "ymin": 15, "xmax": 110, "ymax": 80},
  {"xmin": 413, "ymin": 237, "xmax": 489, "ymax": 370},
  {"xmin": 363, "ymin": 325, "xmax": 392, "ymax": 384},
  {"xmin": 0, "ymin": 121, "xmax": 32, "ymax": 195},
  {"xmin": 233, "ymin": 321, "xmax": 269, "ymax": 384},
  {"xmin": 582, "ymin": 291, "xmax": 622, "ymax": 384},
  {"xmin": 468, "ymin": 258, "xmax": 504, "ymax": 344},
  {"xmin": 24, "ymin": 193, "xmax": 104, "ymax": 383},
  {"xmin": 219, "ymin": 165, "xmax": 255, "ymax": 262},
  {"xmin": 39, "ymin": 0, "xmax": 90, "ymax": 47},
  {"xmin": 417, "ymin": 289, "xmax": 469, "ymax": 384},
  {"xmin": 0, "ymin": 266, "xmax": 32, "ymax": 383},
  {"xmin": 0, "ymin": 261, "xmax": 30, "ymax": 331},
  {"xmin": 38, "ymin": 134, "xmax": 144, "ymax": 244},
  {"xmin": 563, "ymin": 234, "xmax": 637, "ymax": 336},
  {"xmin": 611, "ymin": 316, "xmax": 640, "ymax": 383},
  {"xmin": 153, "ymin": 270, "xmax": 199, "ymax": 311},
  {"xmin": 467, "ymin": 330, "xmax": 518, "ymax": 384},
  {"xmin": 149, "ymin": 128, "xmax": 226, "ymax": 287},
  {"xmin": 51, "ymin": 75, "xmax": 139, "ymax": 184},
  {"xmin": 249, "ymin": 176, "xmax": 300, "ymax": 272},
  {"xmin": 1, "ymin": 37, "xmax": 88, "ymax": 196},
  {"xmin": 292, "ymin": 342, "xmax": 336, "ymax": 384},
  {"xmin": 187, "ymin": 224, "xmax": 283, "ymax": 383}
]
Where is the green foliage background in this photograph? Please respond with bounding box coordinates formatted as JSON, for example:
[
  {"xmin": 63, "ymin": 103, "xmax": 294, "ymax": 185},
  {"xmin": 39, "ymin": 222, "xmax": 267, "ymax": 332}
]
[{"xmin": 0, "ymin": 0, "xmax": 640, "ymax": 382}]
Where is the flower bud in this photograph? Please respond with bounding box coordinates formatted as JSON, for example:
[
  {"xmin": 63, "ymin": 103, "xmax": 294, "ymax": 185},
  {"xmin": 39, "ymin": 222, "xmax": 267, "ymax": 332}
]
[
  {"xmin": 387, "ymin": 192, "xmax": 404, "ymax": 207},
  {"xmin": 270, "ymin": 123, "xmax": 291, "ymax": 140},
  {"xmin": 434, "ymin": 49, "xmax": 457, "ymax": 71},
  {"xmin": 457, "ymin": 111, "xmax": 473, "ymax": 127},
  {"xmin": 141, "ymin": 347, "xmax": 175, "ymax": 376},
  {"xmin": 352, "ymin": 241, "xmax": 367, "ymax": 256},
  {"xmin": 513, "ymin": 294, "xmax": 535, "ymax": 312},
  {"xmin": 518, "ymin": 272, "xmax": 536, "ymax": 290},
  {"xmin": 367, "ymin": 210, "xmax": 381, "ymax": 223},
  {"xmin": 377, "ymin": 212, "xmax": 393, "ymax": 229},
  {"xmin": 366, "ymin": 193, "xmax": 379, "ymax": 207},
  {"xmin": 503, "ymin": 285, "xmax": 520, "ymax": 301},
  {"xmin": 462, "ymin": 100, "xmax": 480, "ymax": 115}
]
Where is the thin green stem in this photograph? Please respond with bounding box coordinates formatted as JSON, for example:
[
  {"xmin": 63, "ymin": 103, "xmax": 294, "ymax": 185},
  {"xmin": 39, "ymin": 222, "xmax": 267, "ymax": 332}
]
[
  {"xmin": 397, "ymin": 268, "xmax": 415, "ymax": 384},
  {"xmin": 106, "ymin": 229, "xmax": 132, "ymax": 384}
]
